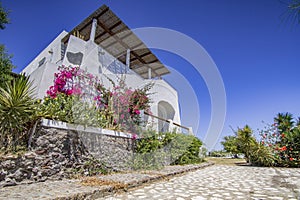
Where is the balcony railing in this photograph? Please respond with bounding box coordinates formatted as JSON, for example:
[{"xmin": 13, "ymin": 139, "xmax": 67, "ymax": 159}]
[{"xmin": 144, "ymin": 111, "xmax": 193, "ymax": 135}]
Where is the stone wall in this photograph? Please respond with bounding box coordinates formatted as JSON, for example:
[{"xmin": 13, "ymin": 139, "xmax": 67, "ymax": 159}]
[
  {"xmin": 77, "ymin": 131, "xmax": 134, "ymax": 171},
  {"xmin": 0, "ymin": 124, "xmax": 134, "ymax": 187}
]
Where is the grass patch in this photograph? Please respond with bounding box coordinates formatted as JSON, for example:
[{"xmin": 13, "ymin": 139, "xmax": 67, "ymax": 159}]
[{"xmin": 206, "ymin": 157, "xmax": 246, "ymax": 166}]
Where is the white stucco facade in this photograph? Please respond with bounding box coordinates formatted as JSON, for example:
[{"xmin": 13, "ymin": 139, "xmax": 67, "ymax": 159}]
[{"xmin": 22, "ymin": 31, "xmax": 183, "ymax": 133}]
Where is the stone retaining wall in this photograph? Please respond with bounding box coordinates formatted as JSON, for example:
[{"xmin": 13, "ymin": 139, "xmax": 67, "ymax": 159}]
[
  {"xmin": 41, "ymin": 119, "xmax": 135, "ymax": 170},
  {"xmin": 0, "ymin": 122, "xmax": 134, "ymax": 187},
  {"xmin": 77, "ymin": 131, "xmax": 134, "ymax": 171},
  {"xmin": 0, "ymin": 127, "xmax": 92, "ymax": 187}
]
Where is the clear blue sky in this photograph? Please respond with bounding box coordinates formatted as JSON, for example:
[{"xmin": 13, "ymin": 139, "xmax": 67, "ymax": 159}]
[{"xmin": 1, "ymin": 0, "xmax": 300, "ymax": 150}]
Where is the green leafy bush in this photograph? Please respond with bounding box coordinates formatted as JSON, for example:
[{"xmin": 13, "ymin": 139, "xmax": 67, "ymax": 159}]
[
  {"xmin": 131, "ymin": 130, "xmax": 166, "ymax": 170},
  {"xmin": 249, "ymin": 143, "xmax": 277, "ymax": 167},
  {"xmin": 167, "ymin": 133, "xmax": 203, "ymax": 165},
  {"xmin": 131, "ymin": 131, "xmax": 203, "ymax": 170},
  {"xmin": 38, "ymin": 93, "xmax": 111, "ymax": 128},
  {"xmin": 221, "ymin": 125, "xmax": 257, "ymax": 163},
  {"xmin": 209, "ymin": 150, "xmax": 228, "ymax": 157},
  {"xmin": 260, "ymin": 113, "xmax": 300, "ymax": 167}
]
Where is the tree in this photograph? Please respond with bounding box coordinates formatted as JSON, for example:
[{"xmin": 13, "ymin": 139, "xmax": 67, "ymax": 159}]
[
  {"xmin": 274, "ymin": 112, "xmax": 294, "ymax": 133},
  {"xmin": 221, "ymin": 135, "xmax": 240, "ymax": 156},
  {"xmin": 296, "ymin": 117, "xmax": 300, "ymax": 127},
  {"xmin": 221, "ymin": 125, "xmax": 257, "ymax": 161},
  {"xmin": 235, "ymin": 125, "xmax": 257, "ymax": 163},
  {"xmin": 0, "ymin": 1, "xmax": 9, "ymax": 29},
  {"xmin": 0, "ymin": 2, "xmax": 14, "ymax": 88},
  {"xmin": 0, "ymin": 45, "xmax": 14, "ymax": 88},
  {"xmin": 273, "ymin": 113, "xmax": 300, "ymax": 167}
]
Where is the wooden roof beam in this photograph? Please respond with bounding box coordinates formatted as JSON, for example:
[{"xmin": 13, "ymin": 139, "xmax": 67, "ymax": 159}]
[
  {"xmin": 94, "ymin": 20, "xmax": 124, "ymax": 42},
  {"xmin": 130, "ymin": 51, "xmax": 152, "ymax": 62},
  {"xmin": 99, "ymin": 31, "xmax": 133, "ymax": 49},
  {"xmin": 61, "ymin": 5, "xmax": 109, "ymax": 44},
  {"xmin": 96, "ymin": 20, "xmax": 157, "ymax": 71}
]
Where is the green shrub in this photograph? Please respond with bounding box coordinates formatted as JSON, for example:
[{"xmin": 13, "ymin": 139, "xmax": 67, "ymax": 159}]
[
  {"xmin": 131, "ymin": 130, "xmax": 203, "ymax": 170},
  {"xmin": 167, "ymin": 133, "xmax": 203, "ymax": 165},
  {"xmin": 249, "ymin": 143, "xmax": 277, "ymax": 167},
  {"xmin": 276, "ymin": 127, "xmax": 300, "ymax": 167},
  {"xmin": 38, "ymin": 93, "xmax": 112, "ymax": 128},
  {"xmin": 224, "ymin": 112, "xmax": 300, "ymax": 168},
  {"xmin": 131, "ymin": 130, "xmax": 165, "ymax": 170},
  {"xmin": 209, "ymin": 150, "xmax": 228, "ymax": 157},
  {"xmin": 221, "ymin": 125, "xmax": 257, "ymax": 163},
  {"xmin": 259, "ymin": 113, "xmax": 300, "ymax": 167}
]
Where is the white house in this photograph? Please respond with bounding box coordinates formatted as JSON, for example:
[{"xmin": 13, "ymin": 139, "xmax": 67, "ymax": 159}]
[{"xmin": 22, "ymin": 5, "xmax": 190, "ymax": 134}]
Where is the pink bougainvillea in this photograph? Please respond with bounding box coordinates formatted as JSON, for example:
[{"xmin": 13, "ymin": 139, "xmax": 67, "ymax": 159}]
[
  {"xmin": 46, "ymin": 65, "xmax": 152, "ymax": 134},
  {"xmin": 46, "ymin": 66, "xmax": 80, "ymax": 98}
]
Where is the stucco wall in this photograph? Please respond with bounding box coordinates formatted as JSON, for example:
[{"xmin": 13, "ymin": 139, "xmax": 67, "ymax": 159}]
[
  {"xmin": 22, "ymin": 31, "xmax": 68, "ymax": 75},
  {"xmin": 22, "ymin": 33, "xmax": 182, "ymax": 128}
]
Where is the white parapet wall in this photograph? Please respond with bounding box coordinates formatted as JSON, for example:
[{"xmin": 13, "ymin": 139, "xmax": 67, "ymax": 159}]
[{"xmin": 41, "ymin": 118, "xmax": 133, "ymax": 138}]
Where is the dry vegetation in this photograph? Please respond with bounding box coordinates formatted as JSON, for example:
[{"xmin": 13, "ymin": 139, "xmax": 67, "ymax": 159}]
[{"xmin": 80, "ymin": 176, "xmax": 127, "ymax": 189}]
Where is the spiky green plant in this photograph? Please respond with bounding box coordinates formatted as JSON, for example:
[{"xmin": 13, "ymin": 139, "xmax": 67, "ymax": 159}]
[
  {"xmin": 0, "ymin": 75, "xmax": 36, "ymax": 150},
  {"xmin": 250, "ymin": 143, "xmax": 277, "ymax": 167}
]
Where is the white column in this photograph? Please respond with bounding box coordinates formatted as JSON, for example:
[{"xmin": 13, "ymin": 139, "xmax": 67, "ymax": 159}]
[
  {"xmin": 126, "ymin": 49, "xmax": 130, "ymax": 70},
  {"xmin": 90, "ymin": 19, "xmax": 97, "ymax": 42},
  {"xmin": 188, "ymin": 127, "xmax": 194, "ymax": 135},
  {"xmin": 168, "ymin": 119, "xmax": 174, "ymax": 132},
  {"xmin": 148, "ymin": 68, "xmax": 152, "ymax": 79}
]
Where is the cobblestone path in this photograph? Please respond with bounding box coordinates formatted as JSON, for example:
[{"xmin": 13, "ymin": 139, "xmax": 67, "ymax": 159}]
[
  {"xmin": 0, "ymin": 163, "xmax": 299, "ymax": 199},
  {"xmin": 100, "ymin": 165, "xmax": 300, "ymax": 200}
]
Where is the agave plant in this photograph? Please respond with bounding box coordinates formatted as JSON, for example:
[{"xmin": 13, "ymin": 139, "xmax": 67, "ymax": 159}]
[{"xmin": 0, "ymin": 75, "xmax": 36, "ymax": 150}]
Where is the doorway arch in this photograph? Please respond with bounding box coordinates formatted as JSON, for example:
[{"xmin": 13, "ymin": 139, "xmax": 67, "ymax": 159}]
[{"xmin": 158, "ymin": 101, "xmax": 175, "ymax": 132}]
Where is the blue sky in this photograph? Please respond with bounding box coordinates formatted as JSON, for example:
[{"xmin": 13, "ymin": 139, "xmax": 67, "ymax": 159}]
[{"xmin": 1, "ymin": 0, "xmax": 300, "ymax": 150}]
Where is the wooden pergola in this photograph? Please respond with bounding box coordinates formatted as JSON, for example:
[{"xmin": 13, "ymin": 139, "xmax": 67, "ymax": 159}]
[{"xmin": 62, "ymin": 5, "xmax": 170, "ymax": 79}]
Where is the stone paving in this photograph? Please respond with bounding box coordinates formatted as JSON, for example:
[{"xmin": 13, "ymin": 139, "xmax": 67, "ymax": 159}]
[
  {"xmin": 0, "ymin": 163, "xmax": 213, "ymax": 199},
  {"xmin": 0, "ymin": 163, "xmax": 299, "ymax": 200},
  {"xmin": 99, "ymin": 165, "xmax": 300, "ymax": 200}
]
